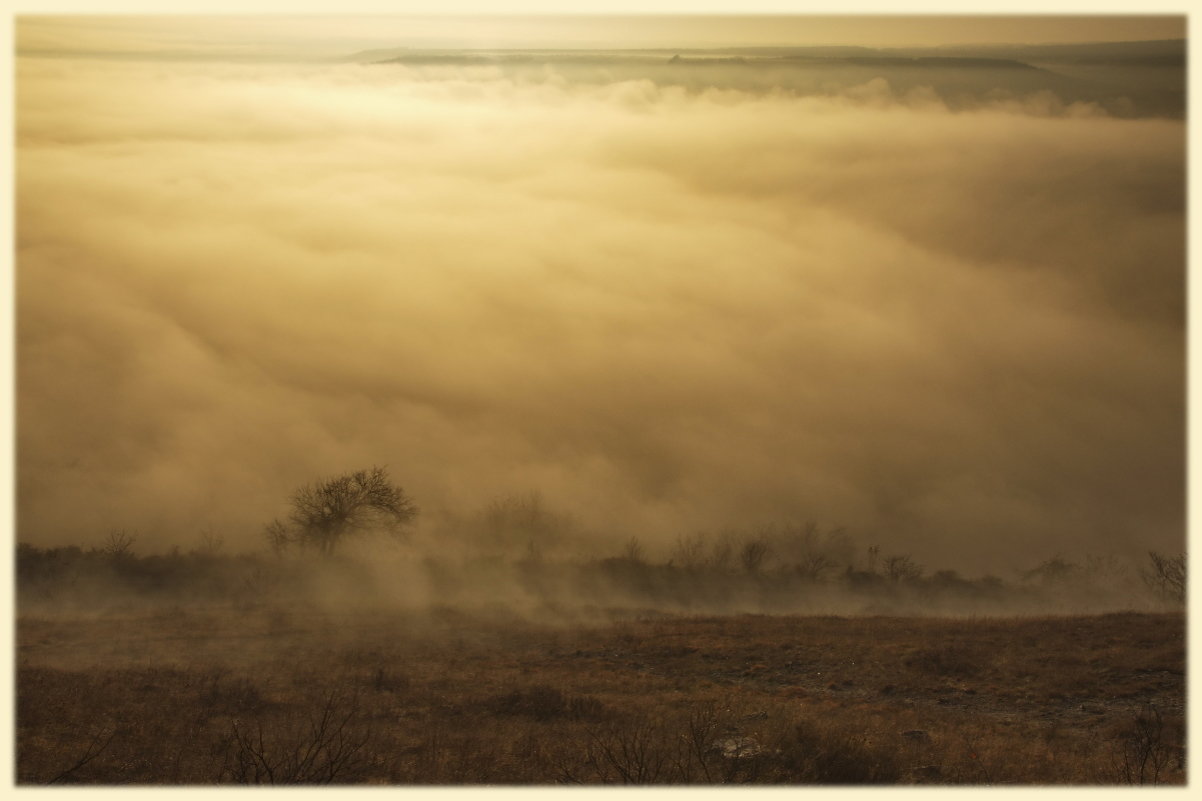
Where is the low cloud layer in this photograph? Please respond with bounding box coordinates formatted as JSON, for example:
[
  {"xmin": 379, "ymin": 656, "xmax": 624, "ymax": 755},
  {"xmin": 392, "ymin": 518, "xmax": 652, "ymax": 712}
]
[{"xmin": 16, "ymin": 48, "xmax": 1184, "ymax": 574}]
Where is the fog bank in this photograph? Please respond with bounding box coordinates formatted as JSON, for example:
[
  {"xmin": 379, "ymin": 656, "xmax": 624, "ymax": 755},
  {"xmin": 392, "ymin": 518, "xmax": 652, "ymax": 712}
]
[{"xmin": 16, "ymin": 36, "xmax": 1185, "ymax": 576}]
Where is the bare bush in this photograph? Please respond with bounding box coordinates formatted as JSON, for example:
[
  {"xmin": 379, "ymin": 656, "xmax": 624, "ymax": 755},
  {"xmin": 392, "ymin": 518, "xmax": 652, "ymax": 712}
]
[
  {"xmin": 1022, "ymin": 554, "xmax": 1079, "ymax": 585},
  {"xmin": 795, "ymin": 552, "xmax": 839, "ymax": 581},
  {"xmin": 561, "ymin": 703, "xmax": 783, "ymax": 785},
  {"xmin": 196, "ymin": 527, "xmax": 225, "ymax": 556},
  {"xmin": 708, "ymin": 534, "xmax": 735, "ymax": 573},
  {"xmin": 772, "ymin": 521, "xmax": 855, "ymax": 577},
  {"xmin": 883, "ymin": 554, "xmax": 923, "ymax": 583},
  {"xmin": 1141, "ymin": 551, "xmax": 1185, "ymax": 605},
  {"xmin": 223, "ymin": 688, "xmax": 373, "ymax": 784},
  {"xmin": 475, "ymin": 490, "xmax": 574, "ymax": 553},
  {"xmin": 671, "ymin": 532, "xmax": 708, "ymax": 572},
  {"xmin": 45, "ymin": 727, "xmax": 117, "ymax": 784},
  {"xmin": 681, "ymin": 703, "xmax": 724, "ymax": 782},
  {"xmin": 1108, "ymin": 704, "xmax": 1183, "ymax": 785},
  {"xmin": 100, "ymin": 529, "xmax": 136, "ymax": 561},
  {"xmin": 865, "ymin": 544, "xmax": 881, "ymax": 574},
  {"xmin": 740, "ymin": 538, "xmax": 772, "ymax": 575},
  {"xmin": 772, "ymin": 718, "xmax": 902, "ymax": 783},
  {"xmin": 264, "ymin": 520, "xmax": 291, "ymax": 557},
  {"xmin": 580, "ymin": 717, "xmax": 674, "ymax": 784}
]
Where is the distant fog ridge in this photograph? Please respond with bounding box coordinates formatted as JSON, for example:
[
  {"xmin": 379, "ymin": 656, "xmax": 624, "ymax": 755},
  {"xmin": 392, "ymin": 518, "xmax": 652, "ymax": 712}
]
[
  {"xmin": 353, "ymin": 40, "xmax": 1185, "ymax": 119},
  {"xmin": 368, "ymin": 52, "xmax": 1042, "ymax": 71},
  {"xmin": 349, "ymin": 38, "xmax": 1185, "ymax": 67}
]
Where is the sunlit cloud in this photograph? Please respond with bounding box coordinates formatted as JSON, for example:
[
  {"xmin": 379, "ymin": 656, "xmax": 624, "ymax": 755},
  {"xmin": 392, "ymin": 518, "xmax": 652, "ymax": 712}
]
[{"xmin": 15, "ymin": 20, "xmax": 1185, "ymax": 575}]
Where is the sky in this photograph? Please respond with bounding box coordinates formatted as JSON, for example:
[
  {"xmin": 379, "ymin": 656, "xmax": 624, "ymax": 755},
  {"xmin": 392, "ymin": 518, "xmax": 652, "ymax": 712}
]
[
  {"xmin": 11, "ymin": 12, "xmax": 1189, "ymax": 57},
  {"xmin": 11, "ymin": 13, "xmax": 1188, "ymax": 574}
]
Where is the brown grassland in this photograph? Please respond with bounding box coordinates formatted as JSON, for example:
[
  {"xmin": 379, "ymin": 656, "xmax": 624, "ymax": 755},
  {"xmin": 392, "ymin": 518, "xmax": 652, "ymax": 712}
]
[{"xmin": 16, "ymin": 605, "xmax": 1185, "ymax": 785}]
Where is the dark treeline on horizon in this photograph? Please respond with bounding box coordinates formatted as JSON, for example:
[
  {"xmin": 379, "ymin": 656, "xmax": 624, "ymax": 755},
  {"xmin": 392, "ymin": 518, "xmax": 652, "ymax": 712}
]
[{"xmin": 15, "ymin": 527, "xmax": 1186, "ymax": 619}]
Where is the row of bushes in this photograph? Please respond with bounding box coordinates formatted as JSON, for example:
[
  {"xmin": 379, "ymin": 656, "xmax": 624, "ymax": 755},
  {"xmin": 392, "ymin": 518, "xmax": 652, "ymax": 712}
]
[{"xmin": 15, "ymin": 537, "xmax": 1184, "ymax": 615}]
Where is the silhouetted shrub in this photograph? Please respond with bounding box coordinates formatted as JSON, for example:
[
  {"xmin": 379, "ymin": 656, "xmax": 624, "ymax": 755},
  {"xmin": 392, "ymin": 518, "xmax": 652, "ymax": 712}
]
[
  {"xmin": 1141, "ymin": 552, "xmax": 1185, "ymax": 605},
  {"xmin": 265, "ymin": 467, "xmax": 418, "ymax": 557}
]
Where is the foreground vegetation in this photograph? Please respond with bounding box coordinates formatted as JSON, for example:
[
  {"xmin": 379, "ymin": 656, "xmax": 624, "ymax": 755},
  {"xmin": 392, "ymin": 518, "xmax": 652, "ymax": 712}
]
[
  {"xmin": 16, "ymin": 604, "xmax": 1185, "ymax": 785},
  {"xmin": 21, "ymin": 474, "xmax": 1182, "ymax": 618},
  {"xmin": 15, "ymin": 529, "xmax": 1185, "ymax": 619},
  {"xmin": 16, "ymin": 495, "xmax": 1187, "ymax": 785}
]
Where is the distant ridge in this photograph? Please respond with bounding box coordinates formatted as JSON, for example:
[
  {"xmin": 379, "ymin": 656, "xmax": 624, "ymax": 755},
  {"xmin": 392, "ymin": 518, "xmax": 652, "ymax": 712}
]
[
  {"xmin": 362, "ymin": 50, "xmax": 1040, "ymax": 72},
  {"xmin": 785, "ymin": 56, "xmax": 1039, "ymax": 70},
  {"xmin": 346, "ymin": 39, "xmax": 1184, "ymax": 68},
  {"xmin": 887, "ymin": 38, "xmax": 1185, "ymax": 66}
]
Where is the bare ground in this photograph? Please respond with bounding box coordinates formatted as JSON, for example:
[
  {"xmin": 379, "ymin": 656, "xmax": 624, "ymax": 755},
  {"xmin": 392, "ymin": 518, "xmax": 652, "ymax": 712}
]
[{"xmin": 15, "ymin": 607, "xmax": 1186, "ymax": 785}]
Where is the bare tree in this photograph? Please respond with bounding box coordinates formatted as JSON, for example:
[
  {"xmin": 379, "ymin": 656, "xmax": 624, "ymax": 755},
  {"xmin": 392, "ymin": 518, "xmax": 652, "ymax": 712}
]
[
  {"xmin": 882, "ymin": 554, "xmax": 923, "ymax": 583},
  {"xmin": 622, "ymin": 536, "xmax": 645, "ymax": 564},
  {"xmin": 795, "ymin": 552, "xmax": 838, "ymax": 581},
  {"xmin": 224, "ymin": 688, "xmax": 373, "ymax": 784},
  {"xmin": 264, "ymin": 519, "xmax": 291, "ymax": 558},
  {"xmin": 45, "ymin": 726, "xmax": 116, "ymax": 784},
  {"xmin": 1142, "ymin": 551, "xmax": 1186, "ymax": 605},
  {"xmin": 865, "ymin": 544, "xmax": 881, "ymax": 574},
  {"xmin": 266, "ymin": 467, "xmax": 418, "ymax": 556},
  {"xmin": 707, "ymin": 533, "xmax": 735, "ymax": 573},
  {"xmin": 197, "ymin": 526, "xmax": 225, "ymax": 556},
  {"xmin": 1109, "ymin": 704, "xmax": 1182, "ymax": 785},
  {"xmin": 1022, "ymin": 554, "xmax": 1079, "ymax": 585},
  {"xmin": 478, "ymin": 491, "xmax": 571, "ymax": 554},
  {"xmin": 100, "ymin": 529, "xmax": 136, "ymax": 561},
  {"xmin": 775, "ymin": 521, "xmax": 853, "ymax": 579},
  {"xmin": 670, "ymin": 532, "xmax": 707, "ymax": 572},
  {"xmin": 739, "ymin": 538, "xmax": 772, "ymax": 575}
]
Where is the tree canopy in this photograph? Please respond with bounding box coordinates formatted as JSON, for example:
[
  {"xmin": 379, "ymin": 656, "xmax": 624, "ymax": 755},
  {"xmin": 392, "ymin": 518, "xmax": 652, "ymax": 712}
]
[{"xmin": 267, "ymin": 467, "xmax": 418, "ymax": 556}]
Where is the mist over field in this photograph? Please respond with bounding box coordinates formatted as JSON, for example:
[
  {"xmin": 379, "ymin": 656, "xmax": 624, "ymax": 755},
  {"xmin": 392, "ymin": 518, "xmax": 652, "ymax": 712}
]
[{"xmin": 15, "ymin": 18, "xmax": 1185, "ymax": 578}]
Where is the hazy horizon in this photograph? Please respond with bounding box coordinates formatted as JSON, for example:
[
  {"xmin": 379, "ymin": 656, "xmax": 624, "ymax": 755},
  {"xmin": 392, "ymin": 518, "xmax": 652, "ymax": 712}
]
[
  {"xmin": 14, "ymin": 15, "xmax": 1186, "ymax": 577},
  {"xmin": 13, "ymin": 14, "xmax": 1188, "ymax": 58}
]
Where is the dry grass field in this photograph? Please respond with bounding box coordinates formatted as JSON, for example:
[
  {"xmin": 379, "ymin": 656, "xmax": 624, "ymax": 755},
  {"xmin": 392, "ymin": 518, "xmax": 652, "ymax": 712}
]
[{"xmin": 16, "ymin": 606, "xmax": 1185, "ymax": 785}]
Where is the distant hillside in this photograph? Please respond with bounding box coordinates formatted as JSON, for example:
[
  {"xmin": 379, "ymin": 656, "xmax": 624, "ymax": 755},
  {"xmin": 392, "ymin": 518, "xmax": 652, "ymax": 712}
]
[
  {"xmin": 886, "ymin": 39, "xmax": 1186, "ymax": 66},
  {"xmin": 365, "ymin": 50, "xmax": 1041, "ymax": 73},
  {"xmin": 810, "ymin": 56, "xmax": 1039, "ymax": 70},
  {"xmin": 350, "ymin": 39, "xmax": 1185, "ymax": 119},
  {"xmin": 347, "ymin": 39, "xmax": 1185, "ymax": 68}
]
